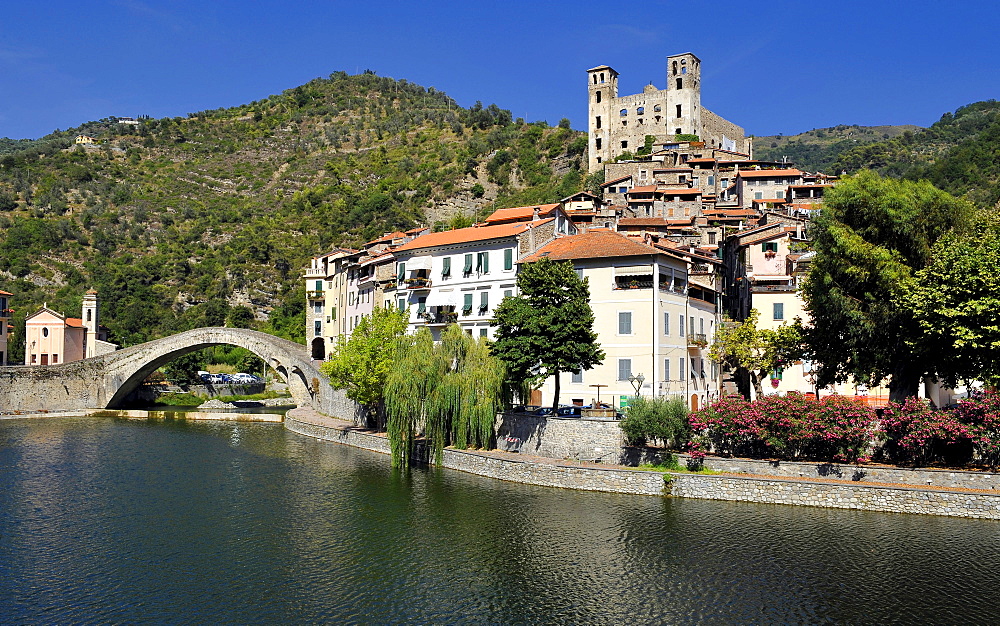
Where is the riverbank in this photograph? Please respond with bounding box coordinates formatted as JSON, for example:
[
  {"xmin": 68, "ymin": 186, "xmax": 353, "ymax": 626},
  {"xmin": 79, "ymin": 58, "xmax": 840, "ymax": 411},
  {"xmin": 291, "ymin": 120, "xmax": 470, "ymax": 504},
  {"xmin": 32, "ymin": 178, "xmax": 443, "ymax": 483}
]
[
  {"xmin": 1, "ymin": 408, "xmax": 283, "ymax": 422},
  {"xmin": 286, "ymin": 407, "xmax": 1000, "ymax": 520}
]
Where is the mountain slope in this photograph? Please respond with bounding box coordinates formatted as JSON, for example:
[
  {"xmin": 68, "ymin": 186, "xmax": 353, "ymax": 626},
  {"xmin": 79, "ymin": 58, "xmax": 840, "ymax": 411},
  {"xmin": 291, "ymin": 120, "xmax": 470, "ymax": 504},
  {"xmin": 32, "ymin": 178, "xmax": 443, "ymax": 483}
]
[
  {"xmin": 754, "ymin": 124, "xmax": 922, "ymax": 173},
  {"xmin": 0, "ymin": 71, "xmax": 588, "ymax": 357}
]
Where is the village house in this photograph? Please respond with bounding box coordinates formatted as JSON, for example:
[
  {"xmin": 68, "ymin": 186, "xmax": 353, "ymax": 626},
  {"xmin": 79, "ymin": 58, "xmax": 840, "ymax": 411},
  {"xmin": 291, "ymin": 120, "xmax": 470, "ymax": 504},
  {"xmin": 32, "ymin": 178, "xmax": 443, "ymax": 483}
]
[
  {"xmin": 522, "ymin": 230, "xmax": 721, "ymax": 411},
  {"xmin": 24, "ymin": 290, "xmax": 116, "ymax": 366}
]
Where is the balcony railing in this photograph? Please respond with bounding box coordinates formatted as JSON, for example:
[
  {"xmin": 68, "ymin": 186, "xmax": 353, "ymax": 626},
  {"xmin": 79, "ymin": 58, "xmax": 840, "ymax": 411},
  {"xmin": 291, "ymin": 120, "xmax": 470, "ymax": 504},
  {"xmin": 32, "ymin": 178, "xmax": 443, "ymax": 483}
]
[
  {"xmin": 419, "ymin": 311, "xmax": 459, "ymax": 325},
  {"xmin": 687, "ymin": 333, "xmax": 708, "ymax": 348},
  {"xmin": 306, "ymin": 290, "xmax": 324, "ymax": 300},
  {"xmin": 613, "ymin": 279, "xmax": 653, "ymax": 290},
  {"xmin": 404, "ymin": 277, "xmax": 432, "ymax": 290}
]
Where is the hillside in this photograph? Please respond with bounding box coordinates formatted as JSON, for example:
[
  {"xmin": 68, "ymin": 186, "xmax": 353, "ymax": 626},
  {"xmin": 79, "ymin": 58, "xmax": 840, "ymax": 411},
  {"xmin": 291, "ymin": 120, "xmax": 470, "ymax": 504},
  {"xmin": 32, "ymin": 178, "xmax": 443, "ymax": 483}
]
[
  {"xmin": 0, "ymin": 71, "xmax": 590, "ymax": 359},
  {"xmin": 831, "ymin": 100, "xmax": 1000, "ymax": 208},
  {"xmin": 754, "ymin": 124, "xmax": 922, "ymax": 173}
]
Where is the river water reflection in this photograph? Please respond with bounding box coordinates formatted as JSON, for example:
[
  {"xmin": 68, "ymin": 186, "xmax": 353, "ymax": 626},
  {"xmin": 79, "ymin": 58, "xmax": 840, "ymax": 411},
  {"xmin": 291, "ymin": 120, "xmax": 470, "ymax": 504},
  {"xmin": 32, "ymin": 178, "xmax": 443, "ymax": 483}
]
[{"xmin": 1, "ymin": 417, "xmax": 998, "ymax": 623}]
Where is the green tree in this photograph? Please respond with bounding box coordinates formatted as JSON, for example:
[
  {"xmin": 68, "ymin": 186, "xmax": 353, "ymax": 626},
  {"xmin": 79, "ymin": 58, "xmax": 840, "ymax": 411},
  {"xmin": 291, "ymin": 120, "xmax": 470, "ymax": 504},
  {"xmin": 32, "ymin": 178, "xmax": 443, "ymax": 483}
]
[
  {"xmin": 492, "ymin": 257, "xmax": 604, "ymax": 413},
  {"xmin": 710, "ymin": 309, "xmax": 804, "ymax": 399},
  {"xmin": 907, "ymin": 212, "xmax": 1000, "ymax": 389},
  {"xmin": 802, "ymin": 170, "xmax": 972, "ymax": 401},
  {"xmin": 320, "ymin": 306, "xmax": 408, "ymax": 424}
]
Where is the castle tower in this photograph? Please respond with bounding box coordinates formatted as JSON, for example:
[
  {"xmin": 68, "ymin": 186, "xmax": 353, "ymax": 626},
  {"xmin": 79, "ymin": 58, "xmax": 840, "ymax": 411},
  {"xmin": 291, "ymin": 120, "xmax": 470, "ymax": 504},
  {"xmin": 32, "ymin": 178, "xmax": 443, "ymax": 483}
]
[
  {"xmin": 665, "ymin": 53, "xmax": 702, "ymax": 140},
  {"xmin": 587, "ymin": 65, "xmax": 618, "ymax": 173},
  {"xmin": 83, "ymin": 289, "xmax": 99, "ymax": 358}
]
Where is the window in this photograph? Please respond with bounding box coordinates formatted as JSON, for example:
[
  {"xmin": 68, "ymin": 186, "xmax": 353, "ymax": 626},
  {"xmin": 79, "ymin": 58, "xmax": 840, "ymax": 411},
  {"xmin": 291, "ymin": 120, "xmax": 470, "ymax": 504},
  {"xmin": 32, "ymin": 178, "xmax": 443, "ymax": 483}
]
[
  {"xmin": 442, "ymin": 257, "xmax": 451, "ymax": 277},
  {"xmin": 397, "ymin": 298, "xmax": 406, "ymax": 312},
  {"xmin": 664, "ymin": 312, "xmax": 670, "ymax": 336},
  {"xmin": 52, "ymin": 354, "xmax": 58, "ymax": 364},
  {"xmin": 480, "ymin": 328, "xmax": 488, "ymax": 338},
  {"xmin": 331, "ymin": 306, "xmax": 337, "ymax": 321},
  {"xmin": 681, "ymin": 67, "xmax": 687, "ymax": 74},
  {"xmin": 679, "ymin": 315, "xmax": 685, "ymax": 337},
  {"xmin": 86, "ymin": 310, "xmax": 92, "ymax": 322},
  {"xmin": 348, "ymin": 292, "xmax": 355, "ymax": 306},
  {"xmin": 314, "ymin": 302, "xmax": 323, "ymax": 314},
  {"xmin": 618, "ymin": 359, "xmax": 632, "ymax": 381},
  {"xmin": 572, "ymin": 369, "xmax": 583, "ymax": 384},
  {"xmin": 679, "ymin": 357, "xmax": 685, "ymax": 380},
  {"xmin": 314, "ymin": 320, "xmax": 322, "ymax": 337},
  {"xmin": 463, "ymin": 293, "xmax": 473, "ymax": 315},
  {"xmin": 476, "ymin": 251, "xmax": 489, "ymax": 274},
  {"xmin": 480, "ymin": 291, "xmax": 489, "ymax": 313},
  {"xmin": 690, "ymin": 317, "xmax": 695, "ymax": 337},
  {"xmin": 620, "ymin": 109, "xmax": 627, "ymax": 117},
  {"xmin": 663, "ymin": 358, "xmax": 670, "ymax": 381},
  {"xmin": 417, "ymin": 298, "xmax": 426, "ymax": 315},
  {"xmin": 504, "ymin": 289, "xmax": 513, "ymax": 299},
  {"xmin": 708, "ymin": 175, "xmax": 715, "ymax": 185},
  {"xmin": 31, "ymin": 354, "xmax": 36, "ymax": 364},
  {"xmin": 595, "ymin": 116, "xmax": 601, "ymax": 129},
  {"xmin": 618, "ymin": 311, "xmax": 632, "ymax": 335},
  {"xmin": 672, "ymin": 61, "xmax": 678, "ymax": 75},
  {"xmin": 771, "ymin": 367, "xmax": 784, "ymax": 381},
  {"xmin": 43, "ymin": 327, "xmax": 49, "ymax": 338},
  {"xmin": 396, "ymin": 263, "xmax": 405, "ymax": 282},
  {"xmin": 637, "ymin": 106, "xmax": 644, "ymax": 115},
  {"xmin": 596, "ymin": 91, "xmax": 601, "ymax": 103},
  {"xmin": 763, "ymin": 242, "xmax": 778, "ymax": 253},
  {"xmin": 755, "ymin": 192, "xmax": 763, "ymax": 200},
  {"xmin": 676, "ymin": 104, "xmax": 682, "ymax": 118},
  {"xmin": 463, "ymin": 254, "xmax": 473, "ymax": 276},
  {"xmin": 504, "ymin": 248, "xmax": 513, "ymax": 271},
  {"xmin": 315, "ymin": 280, "xmax": 323, "ymax": 292},
  {"xmin": 675, "ymin": 128, "xmax": 682, "ymax": 135},
  {"xmin": 700, "ymin": 318, "xmax": 705, "ymax": 335},
  {"xmin": 595, "ymin": 137, "xmax": 602, "ymax": 150},
  {"xmin": 708, "ymin": 232, "xmax": 716, "ymax": 244},
  {"xmin": 621, "ymin": 140, "xmax": 628, "ymax": 149},
  {"xmin": 676, "ymin": 78, "xmax": 682, "ymax": 90},
  {"xmin": 773, "ymin": 302, "xmax": 785, "ymax": 321}
]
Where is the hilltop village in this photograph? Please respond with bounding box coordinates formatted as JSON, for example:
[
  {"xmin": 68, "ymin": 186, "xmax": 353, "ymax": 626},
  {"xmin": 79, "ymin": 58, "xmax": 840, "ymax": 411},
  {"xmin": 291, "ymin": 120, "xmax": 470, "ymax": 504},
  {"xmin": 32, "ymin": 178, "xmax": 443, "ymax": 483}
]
[{"xmin": 302, "ymin": 53, "xmax": 889, "ymax": 412}]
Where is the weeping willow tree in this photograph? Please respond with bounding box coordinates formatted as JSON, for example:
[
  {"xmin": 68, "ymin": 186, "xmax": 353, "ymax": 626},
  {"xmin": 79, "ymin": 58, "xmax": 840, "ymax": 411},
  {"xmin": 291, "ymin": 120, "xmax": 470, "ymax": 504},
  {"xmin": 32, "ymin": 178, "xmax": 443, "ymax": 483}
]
[{"xmin": 384, "ymin": 324, "xmax": 506, "ymax": 469}]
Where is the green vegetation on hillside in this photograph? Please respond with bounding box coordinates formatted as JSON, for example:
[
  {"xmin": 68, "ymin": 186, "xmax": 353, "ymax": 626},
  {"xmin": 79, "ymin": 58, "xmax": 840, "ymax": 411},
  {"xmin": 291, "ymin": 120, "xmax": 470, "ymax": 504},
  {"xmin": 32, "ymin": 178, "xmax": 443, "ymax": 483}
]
[
  {"xmin": 754, "ymin": 124, "xmax": 921, "ymax": 173},
  {"xmin": 0, "ymin": 71, "xmax": 587, "ymax": 359},
  {"xmin": 832, "ymin": 101, "xmax": 1000, "ymax": 208}
]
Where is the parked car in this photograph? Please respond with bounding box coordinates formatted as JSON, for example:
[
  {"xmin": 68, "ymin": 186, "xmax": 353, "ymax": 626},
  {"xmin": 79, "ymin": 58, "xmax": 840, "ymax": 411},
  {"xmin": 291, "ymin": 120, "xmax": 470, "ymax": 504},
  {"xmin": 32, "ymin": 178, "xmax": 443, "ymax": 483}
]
[
  {"xmin": 206, "ymin": 374, "xmax": 226, "ymax": 384},
  {"xmin": 231, "ymin": 373, "xmax": 262, "ymax": 384},
  {"xmin": 556, "ymin": 406, "xmax": 581, "ymax": 417}
]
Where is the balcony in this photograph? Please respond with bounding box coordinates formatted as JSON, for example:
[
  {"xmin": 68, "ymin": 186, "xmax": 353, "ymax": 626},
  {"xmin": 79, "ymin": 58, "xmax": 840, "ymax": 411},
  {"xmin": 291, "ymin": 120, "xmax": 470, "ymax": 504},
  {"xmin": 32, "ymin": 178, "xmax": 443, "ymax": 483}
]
[
  {"xmin": 304, "ymin": 268, "xmax": 326, "ymax": 279},
  {"xmin": 404, "ymin": 277, "xmax": 432, "ymax": 291},
  {"xmin": 687, "ymin": 333, "xmax": 708, "ymax": 349},
  {"xmin": 0, "ymin": 308, "xmax": 12, "ymax": 318},
  {"xmin": 419, "ymin": 310, "xmax": 458, "ymax": 326},
  {"xmin": 306, "ymin": 290, "xmax": 324, "ymax": 300},
  {"xmin": 613, "ymin": 278, "xmax": 653, "ymax": 290}
]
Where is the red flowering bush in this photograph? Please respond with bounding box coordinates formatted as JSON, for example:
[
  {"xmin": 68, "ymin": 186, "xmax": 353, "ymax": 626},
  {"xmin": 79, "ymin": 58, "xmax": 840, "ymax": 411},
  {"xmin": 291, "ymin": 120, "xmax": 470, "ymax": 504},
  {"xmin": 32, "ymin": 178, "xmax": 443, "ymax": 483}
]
[
  {"xmin": 952, "ymin": 391, "xmax": 1000, "ymax": 468},
  {"xmin": 689, "ymin": 394, "xmax": 877, "ymax": 463},
  {"xmin": 881, "ymin": 397, "xmax": 975, "ymax": 467}
]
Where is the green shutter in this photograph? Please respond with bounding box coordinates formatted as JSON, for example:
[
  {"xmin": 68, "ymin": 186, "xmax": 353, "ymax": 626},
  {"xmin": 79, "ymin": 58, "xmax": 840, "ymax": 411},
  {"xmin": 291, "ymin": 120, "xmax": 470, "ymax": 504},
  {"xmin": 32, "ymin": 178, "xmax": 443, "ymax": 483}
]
[
  {"xmin": 480, "ymin": 291, "xmax": 488, "ymax": 311},
  {"xmin": 482, "ymin": 252, "xmax": 489, "ymax": 273},
  {"xmin": 442, "ymin": 257, "xmax": 451, "ymax": 277},
  {"xmin": 315, "ymin": 280, "xmax": 322, "ymax": 291},
  {"xmin": 463, "ymin": 293, "xmax": 473, "ymax": 314},
  {"xmin": 504, "ymin": 248, "xmax": 513, "ymax": 270},
  {"xmin": 417, "ymin": 298, "xmax": 426, "ymax": 314},
  {"xmin": 397, "ymin": 263, "xmax": 405, "ymax": 282},
  {"xmin": 463, "ymin": 254, "xmax": 473, "ymax": 274}
]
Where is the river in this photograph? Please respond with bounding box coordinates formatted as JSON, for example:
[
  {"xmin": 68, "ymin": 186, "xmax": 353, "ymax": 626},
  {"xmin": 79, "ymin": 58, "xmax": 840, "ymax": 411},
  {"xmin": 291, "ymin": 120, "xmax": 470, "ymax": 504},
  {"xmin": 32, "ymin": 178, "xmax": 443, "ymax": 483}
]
[{"xmin": 1, "ymin": 417, "xmax": 998, "ymax": 623}]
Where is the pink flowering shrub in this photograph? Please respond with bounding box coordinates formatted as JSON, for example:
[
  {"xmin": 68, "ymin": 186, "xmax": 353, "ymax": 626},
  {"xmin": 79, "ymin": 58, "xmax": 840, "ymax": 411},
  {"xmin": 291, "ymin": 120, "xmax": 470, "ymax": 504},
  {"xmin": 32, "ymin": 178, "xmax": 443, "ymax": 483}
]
[
  {"xmin": 881, "ymin": 397, "xmax": 974, "ymax": 467},
  {"xmin": 689, "ymin": 394, "xmax": 877, "ymax": 463},
  {"xmin": 952, "ymin": 392, "xmax": 1000, "ymax": 468}
]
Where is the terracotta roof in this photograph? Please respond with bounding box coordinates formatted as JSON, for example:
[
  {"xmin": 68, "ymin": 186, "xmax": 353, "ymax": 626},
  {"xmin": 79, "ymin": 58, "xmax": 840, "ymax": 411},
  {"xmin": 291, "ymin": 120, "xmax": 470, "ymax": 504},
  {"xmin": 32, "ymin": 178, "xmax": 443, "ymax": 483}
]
[
  {"xmin": 737, "ymin": 169, "xmax": 803, "ymax": 179},
  {"xmin": 365, "ymin": 231, "xmax": 406, "ymax": 246},
  {"xmin": 484, "ymin": 203, "xmax": 560, "ymax": 224},
  {"xmin": 627, "ymin": 185, "xmax": 658, "ymax": 194},
  {"xmin": 65, "ymin": 317, "xmax": 85, "ymax": 328},
  {"xmin": 560, "ymin": 191, "xmax": 597, "ymax": 202},
  {"xmin": 686, "ymin": 158, "xmax": 717, "ymax": 163},
  {"xmin": 752, "ymin": 198, "xmax": 788, "ymax": 204},
  {"xmin": 601, "ymin": 175, "xmax": 633, "ymax": 187},
  {"xmin": 392, "ymin": 219, "xmax": 554, "ymax": 253},
  {"xmin": 521, "ymin": 230, "xmax": 658, "ymax": 263}
]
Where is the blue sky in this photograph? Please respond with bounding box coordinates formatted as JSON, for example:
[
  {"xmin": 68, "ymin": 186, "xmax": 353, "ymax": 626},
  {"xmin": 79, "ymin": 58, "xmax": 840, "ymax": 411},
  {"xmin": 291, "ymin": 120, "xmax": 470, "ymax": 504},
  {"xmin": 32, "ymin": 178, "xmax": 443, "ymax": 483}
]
[{"xmin": 2, "ymin": 1, "xmax": 998, "ymax": 140}]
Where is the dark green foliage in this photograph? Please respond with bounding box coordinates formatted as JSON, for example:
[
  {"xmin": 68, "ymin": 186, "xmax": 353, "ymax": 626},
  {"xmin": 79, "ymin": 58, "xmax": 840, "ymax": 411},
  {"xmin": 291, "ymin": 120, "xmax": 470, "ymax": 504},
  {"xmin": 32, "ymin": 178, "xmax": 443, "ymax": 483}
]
[
  {"xmin": 802, "ymin": 170, "xmax": 972, "ymax": 400},
  {"xmin": 620, "ymin": 396, "xmax": 690, "ymax": 448},
  {"xmin": 493, "ymin": 257, "xmax": 604, "ymax": 411}
]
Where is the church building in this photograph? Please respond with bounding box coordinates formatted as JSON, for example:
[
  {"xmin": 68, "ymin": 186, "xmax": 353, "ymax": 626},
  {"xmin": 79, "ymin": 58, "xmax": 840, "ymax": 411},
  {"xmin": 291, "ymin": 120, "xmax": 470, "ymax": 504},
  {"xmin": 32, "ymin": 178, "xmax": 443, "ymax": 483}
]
[{"xmin": 24, "ymin": 290, "xmax": 117, "ymax": 366}]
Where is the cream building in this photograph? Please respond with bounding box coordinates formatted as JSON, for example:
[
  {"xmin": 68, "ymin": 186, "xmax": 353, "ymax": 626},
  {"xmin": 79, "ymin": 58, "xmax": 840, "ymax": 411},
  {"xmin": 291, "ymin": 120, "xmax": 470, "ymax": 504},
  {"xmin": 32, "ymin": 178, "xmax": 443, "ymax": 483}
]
[{"xmin": 522, "ymin": 230, "xmax": 721, "ymax": 411}]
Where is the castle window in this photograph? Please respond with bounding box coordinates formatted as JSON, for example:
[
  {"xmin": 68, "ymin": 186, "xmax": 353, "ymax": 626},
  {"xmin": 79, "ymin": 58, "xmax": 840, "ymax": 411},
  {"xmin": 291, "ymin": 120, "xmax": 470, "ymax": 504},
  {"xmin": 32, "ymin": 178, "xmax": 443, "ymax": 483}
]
[
  {"xmin": 620, "ymin": 109, "xmax": 627, "ymax": 116},
  {"xmin": 672, "ymin": 61, "xmax": 678, "ymax": 75},
  {"xmin": 637, "ymin": 106, "xmax": 644, "ymax": 115},
  {"xmin": 600, "ymin": 72, "xmax": 605, "ymax": 82},
  {"xmin": 655, "ymin": 116, "xmax": 661, "ymax": 123},
  {"xmin": 596, "ymin": 157, "xmax": 602, "ymax": 163},
  {"xmin": 593, "ymin": 74, "xmax": 598, "ymax": 85},
  {"xmin": 681, "ymin": 67, "xmax": 687, "ymax": 75},
  {"xmin": 653, "ymin": 105, "xmax": 661, "ymax": 112},
  {"xmin": 596, "ymin": 91, "xmax": 601, "ymax": 103},
  {"xmin": 595, "ymin": 116, "xmax": 601, "ymax": 129},
  {"xmin": 595, "ymin": 138, "xmax": 602, "ymax": 149},
  {"xmin": 676, "ymin": 104, "xmax": 682, "ymax": 118},
  {"xmin": 676, "ymin": 78, "xmax": 683, "ymax": 90},
  {"xmin": 638, "ymin": 118, "xmax": 643, "ymax": 125},
  {"xmin": 621, "ymin": 140, "xmax": 628, "ymax": 149},
  {"xmin": 675, "ymin": 128, "xmax": 682, "ymax": 135}
]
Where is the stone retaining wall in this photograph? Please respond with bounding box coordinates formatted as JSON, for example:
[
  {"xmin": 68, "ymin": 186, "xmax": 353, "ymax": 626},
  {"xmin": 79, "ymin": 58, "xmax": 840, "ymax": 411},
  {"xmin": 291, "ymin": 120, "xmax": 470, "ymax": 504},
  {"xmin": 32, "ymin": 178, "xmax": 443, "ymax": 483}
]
[
  {"xmin": 669, "ymin": 473, "xmax": 1000, "ymax": 520},
  {"xmin": 495, "ymin": 413, "xmax": 624, "ymax": 462}
]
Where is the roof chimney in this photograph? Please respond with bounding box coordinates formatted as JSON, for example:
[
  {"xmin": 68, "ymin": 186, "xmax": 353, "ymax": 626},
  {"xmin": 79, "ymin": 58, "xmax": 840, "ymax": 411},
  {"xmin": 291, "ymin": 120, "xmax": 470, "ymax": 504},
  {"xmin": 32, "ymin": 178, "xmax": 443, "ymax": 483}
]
[{"xmin": 532, "ymin": 206, "xmax": 540, "ymax": 221}]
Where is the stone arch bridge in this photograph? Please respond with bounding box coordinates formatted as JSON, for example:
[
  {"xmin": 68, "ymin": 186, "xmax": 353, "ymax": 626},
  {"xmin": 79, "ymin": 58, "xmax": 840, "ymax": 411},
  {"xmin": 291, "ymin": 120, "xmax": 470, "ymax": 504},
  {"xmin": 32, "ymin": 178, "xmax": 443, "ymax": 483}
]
[{"xmin": 0, "ymin": 327, "xmax": 348, "ymax": 414}]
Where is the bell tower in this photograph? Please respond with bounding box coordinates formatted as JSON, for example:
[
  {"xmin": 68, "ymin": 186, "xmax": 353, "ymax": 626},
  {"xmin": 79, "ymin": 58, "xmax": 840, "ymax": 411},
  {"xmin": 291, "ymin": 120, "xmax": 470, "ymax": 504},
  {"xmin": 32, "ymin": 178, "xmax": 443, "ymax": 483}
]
[
  {"xmin": 82, "ymin": 289, "xmax": 99, "ymax": 358},
  {"xmin": 666, "ymin": 53, "xmax": 702, "ymax": 140},
  {"xmin": 587, "ymin": 65, "xmax": 618, "ymax": 173}
]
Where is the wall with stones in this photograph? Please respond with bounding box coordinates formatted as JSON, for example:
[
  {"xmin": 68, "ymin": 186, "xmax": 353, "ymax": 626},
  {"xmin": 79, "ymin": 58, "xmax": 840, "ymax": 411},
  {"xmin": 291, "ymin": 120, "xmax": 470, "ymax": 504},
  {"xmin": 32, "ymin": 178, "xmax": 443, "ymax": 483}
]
[
  {"xmin": 702, "ymin": 108, "xmax": 749, "ymax": 153},
  {"xmin": 495, "ymin": 413, "xmax": 625, "ymax": 462},
  {"xmin": 669, "ymin": 473, "xmax": 1000, "ymax": 520}
]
